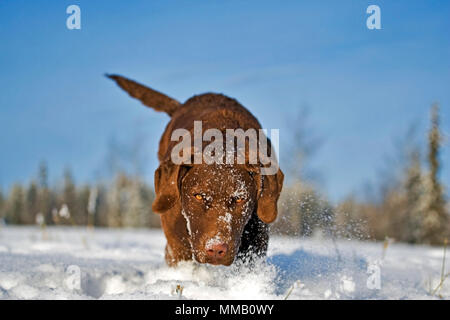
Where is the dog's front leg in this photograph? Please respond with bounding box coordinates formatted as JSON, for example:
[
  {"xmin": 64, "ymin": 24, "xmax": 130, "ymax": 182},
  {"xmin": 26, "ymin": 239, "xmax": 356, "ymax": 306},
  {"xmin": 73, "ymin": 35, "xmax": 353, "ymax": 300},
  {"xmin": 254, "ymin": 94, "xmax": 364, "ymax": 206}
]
[{"xmin": 161, "ymin": 211, "xmax": 194, "ymax": 266}]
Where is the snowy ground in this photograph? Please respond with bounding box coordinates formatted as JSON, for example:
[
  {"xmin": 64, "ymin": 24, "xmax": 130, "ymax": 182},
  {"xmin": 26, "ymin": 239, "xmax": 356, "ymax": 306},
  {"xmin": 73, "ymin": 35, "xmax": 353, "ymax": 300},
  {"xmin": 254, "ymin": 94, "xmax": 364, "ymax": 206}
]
[{"xmin": 0, "ymin": 226, "xmax": 448, "ymax": 300}]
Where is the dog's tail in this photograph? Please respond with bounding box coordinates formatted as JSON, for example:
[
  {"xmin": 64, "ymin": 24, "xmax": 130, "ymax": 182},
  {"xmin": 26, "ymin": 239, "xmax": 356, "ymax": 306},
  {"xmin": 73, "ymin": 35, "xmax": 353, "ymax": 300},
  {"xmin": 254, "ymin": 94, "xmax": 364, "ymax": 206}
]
[{"xmin": 106, "ymin": 74, "xmax": 180, "ymax": 117}]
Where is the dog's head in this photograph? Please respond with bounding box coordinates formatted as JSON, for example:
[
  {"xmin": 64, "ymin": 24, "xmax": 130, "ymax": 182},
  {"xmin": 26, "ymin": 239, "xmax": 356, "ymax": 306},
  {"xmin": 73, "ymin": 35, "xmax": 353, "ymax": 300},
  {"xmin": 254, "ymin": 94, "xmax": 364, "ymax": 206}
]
[{"xmin": 153, "ymin": 161, "xmax": 283, "ymax": 265}]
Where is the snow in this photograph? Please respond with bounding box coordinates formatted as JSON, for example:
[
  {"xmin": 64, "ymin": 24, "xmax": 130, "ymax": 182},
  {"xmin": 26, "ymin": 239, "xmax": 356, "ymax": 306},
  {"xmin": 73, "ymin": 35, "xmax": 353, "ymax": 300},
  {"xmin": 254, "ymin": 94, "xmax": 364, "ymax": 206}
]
[
  {"xmin": 205, "ymin": 235, "xmax": 224, "ymax": 249},
  {"xmin": 181, "ymin": 209, "xmax": 192, "ymax": 237},
  {"xmin": 0, "ymin": 226, "xmax": 448, "ymax": 300}
]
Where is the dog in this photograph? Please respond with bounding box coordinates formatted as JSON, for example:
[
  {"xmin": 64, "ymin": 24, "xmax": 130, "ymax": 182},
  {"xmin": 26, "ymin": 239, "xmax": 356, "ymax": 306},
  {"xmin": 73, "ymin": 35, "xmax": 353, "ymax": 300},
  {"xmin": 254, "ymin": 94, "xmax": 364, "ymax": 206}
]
[{"xmin": 107, "ymin": 75, "xmax": 284, "ymax": 266}]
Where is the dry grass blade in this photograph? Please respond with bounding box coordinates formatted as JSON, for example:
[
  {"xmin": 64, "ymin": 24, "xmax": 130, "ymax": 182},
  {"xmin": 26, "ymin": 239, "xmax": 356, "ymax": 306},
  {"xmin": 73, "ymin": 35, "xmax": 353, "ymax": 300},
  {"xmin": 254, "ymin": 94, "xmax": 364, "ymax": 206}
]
[
  {"xmin": 176, "ymin": 284, "xmax": 184, "ymax": 299},
  {"xmin": 382, "ymin": 236, "xmax": 390, "ymax": 260},
  {"xmin": 431, "ymin": 239, "xmax": 448, "ymax": 297},
  {"xmin": 284, "ymin": 280, "xmax": 301, "ymax": 300}
]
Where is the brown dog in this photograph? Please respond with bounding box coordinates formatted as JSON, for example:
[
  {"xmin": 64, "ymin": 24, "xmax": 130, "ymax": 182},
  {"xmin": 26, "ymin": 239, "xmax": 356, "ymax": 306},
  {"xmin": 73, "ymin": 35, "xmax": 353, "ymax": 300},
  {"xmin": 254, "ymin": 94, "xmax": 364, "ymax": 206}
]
[{"xmin": 107, "ymin": 75, "xmax": 284, "ymax": 266}]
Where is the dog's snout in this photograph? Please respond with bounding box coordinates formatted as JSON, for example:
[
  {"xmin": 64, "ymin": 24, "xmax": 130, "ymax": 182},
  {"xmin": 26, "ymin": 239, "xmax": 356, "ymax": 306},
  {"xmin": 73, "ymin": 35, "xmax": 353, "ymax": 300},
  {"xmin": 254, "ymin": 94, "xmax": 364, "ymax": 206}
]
[{"xmin": 206, "ymin": 243, "xmax": 228, "ymax": 261}]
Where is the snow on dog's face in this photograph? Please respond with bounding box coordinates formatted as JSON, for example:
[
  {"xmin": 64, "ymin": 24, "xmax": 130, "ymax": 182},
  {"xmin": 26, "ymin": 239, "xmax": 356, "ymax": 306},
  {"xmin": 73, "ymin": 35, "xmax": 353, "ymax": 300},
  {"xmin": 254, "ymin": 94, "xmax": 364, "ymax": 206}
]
[
  {"xmin": 180, "ymin": 164, "xmax": 257, "ymax": 266},
  {"xmin": 152, "ymin": 158, "xmax": 283, "ymax": 266}
]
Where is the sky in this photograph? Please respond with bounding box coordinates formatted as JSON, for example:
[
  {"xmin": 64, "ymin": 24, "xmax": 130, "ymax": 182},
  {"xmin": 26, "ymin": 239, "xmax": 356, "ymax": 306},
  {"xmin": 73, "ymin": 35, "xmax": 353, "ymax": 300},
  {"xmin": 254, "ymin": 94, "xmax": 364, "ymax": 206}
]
[{"xmin": 0, "ymin": 0, "xmax": 449, "ymax": 203}]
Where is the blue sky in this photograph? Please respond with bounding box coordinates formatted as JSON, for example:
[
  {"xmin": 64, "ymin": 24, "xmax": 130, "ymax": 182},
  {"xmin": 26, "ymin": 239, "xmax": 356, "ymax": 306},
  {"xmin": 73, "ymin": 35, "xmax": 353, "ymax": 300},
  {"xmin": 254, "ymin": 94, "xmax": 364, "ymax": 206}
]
[{"xmin": 0, "ymin": 0, "xmax": 449, "ymax": 202}]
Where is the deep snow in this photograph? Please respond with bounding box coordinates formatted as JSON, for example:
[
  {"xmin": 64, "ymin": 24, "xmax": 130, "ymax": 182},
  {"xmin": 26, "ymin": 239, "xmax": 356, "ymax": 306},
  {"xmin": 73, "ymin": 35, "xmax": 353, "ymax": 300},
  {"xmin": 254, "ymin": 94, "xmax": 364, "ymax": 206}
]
[{"xmin": 0, "ymin": 226, "xmax": 448, "ymax": 300}]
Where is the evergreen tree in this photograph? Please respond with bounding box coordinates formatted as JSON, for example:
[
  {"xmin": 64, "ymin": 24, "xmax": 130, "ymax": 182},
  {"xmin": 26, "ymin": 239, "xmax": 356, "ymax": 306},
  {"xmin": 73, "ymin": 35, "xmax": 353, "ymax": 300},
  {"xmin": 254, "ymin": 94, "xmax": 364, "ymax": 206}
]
[
  {"xmin": 76, "ymin": 185, "xmax": 90, "ymax": 226},
  {"xmin": 402, "ymin": 149, "xmax": 425, "ymax": 243},
  {"xmin": 0, "ymin": 189, "xmax": 5, "ymax": 220},
  {"xmin": 108, "ymin": 173, "xmax": 128, "ymax": 227},
  {"xmin": 422, "ymin": 104, "xmax": 449, "ymax": 245},
  {"xmin": 38, "ymin": 161, "xmax": 48, "ymax": 189},
  {"xmin": 6, "ymin": 184, "xmax": 26, "ymax": 224},
  {"xmin": 95, "ymin": 184, "xmax": 109, "ymax": 227},
  {"xmin": 87, "ymin": 186, "xmax": 98, "ymax": 227},
  {"xmin": 62, "ymin": 168, "xmax": 77, "ymax": 225},
  {"xmin": 37, "ymin": 161, "xmax": 52, "ymax": 225},
  {"xmin": 25, "ymin": 181, "xmax": 39, "ymax": 224}
]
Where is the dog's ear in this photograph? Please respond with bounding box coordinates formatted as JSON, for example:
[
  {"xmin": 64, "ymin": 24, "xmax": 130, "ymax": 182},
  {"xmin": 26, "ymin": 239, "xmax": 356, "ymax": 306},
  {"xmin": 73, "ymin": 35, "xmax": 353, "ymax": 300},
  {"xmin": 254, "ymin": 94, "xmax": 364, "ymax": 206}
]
[
  {"xmin": 152, "ymin": 160, "xmax": 190, "ymax": 213},
  {"xmin": 106, "ymin": 74, "xmax": 181, "ymax": 116},
  {"xmin": 254, "ymin": 168, "xmax": 284, "ymax": 224}
]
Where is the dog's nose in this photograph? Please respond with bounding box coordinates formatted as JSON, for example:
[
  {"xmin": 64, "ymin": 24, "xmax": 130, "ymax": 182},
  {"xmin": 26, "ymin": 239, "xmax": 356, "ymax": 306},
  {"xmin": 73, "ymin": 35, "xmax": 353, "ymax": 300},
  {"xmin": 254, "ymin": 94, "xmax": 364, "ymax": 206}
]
[{"xmin": 206, "ymin": 243, "xmax": 228, "ymax": 260}]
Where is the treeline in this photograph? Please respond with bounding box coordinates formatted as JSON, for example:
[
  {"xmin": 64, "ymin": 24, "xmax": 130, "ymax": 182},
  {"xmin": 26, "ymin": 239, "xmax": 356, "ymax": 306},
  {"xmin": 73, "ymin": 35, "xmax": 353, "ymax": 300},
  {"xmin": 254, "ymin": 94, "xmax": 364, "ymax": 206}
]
[
  {"xmin": 274, "ymin": 104, "xmax": 449, "ymax": 245},
  {"xmin": 0, "ymin": 165, "xmax": 161, "ymax": 228},
  {"xmin": 0, "ymin": 104, "xmax": 448, "ymax": 245},
  {"xmin": 336, "ymin": 104, "xmax": 449, "ymax": 245}
]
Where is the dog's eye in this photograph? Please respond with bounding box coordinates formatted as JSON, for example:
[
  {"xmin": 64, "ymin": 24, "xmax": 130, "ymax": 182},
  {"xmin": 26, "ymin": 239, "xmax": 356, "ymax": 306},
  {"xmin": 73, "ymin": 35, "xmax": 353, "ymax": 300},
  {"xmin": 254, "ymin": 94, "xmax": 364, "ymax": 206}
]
[
  {"xmin": 234, "ymin": 197, "xmax": 244, "ymax": 204},
  {"xmin": 194, "ymin": 194, "xmax": 203, "ymax": 201}
]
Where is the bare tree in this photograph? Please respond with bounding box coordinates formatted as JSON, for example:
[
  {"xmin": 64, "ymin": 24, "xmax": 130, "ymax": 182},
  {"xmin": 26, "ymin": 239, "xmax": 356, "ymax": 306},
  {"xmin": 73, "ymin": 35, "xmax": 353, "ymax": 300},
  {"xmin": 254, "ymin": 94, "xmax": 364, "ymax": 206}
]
[
  {"xmin": 274, "ymin": 107, "xmax": 333, "ymax": 237},
  {"xmin": 284, "ymin": 107, "xmax": 324, "ymax": 185}
]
